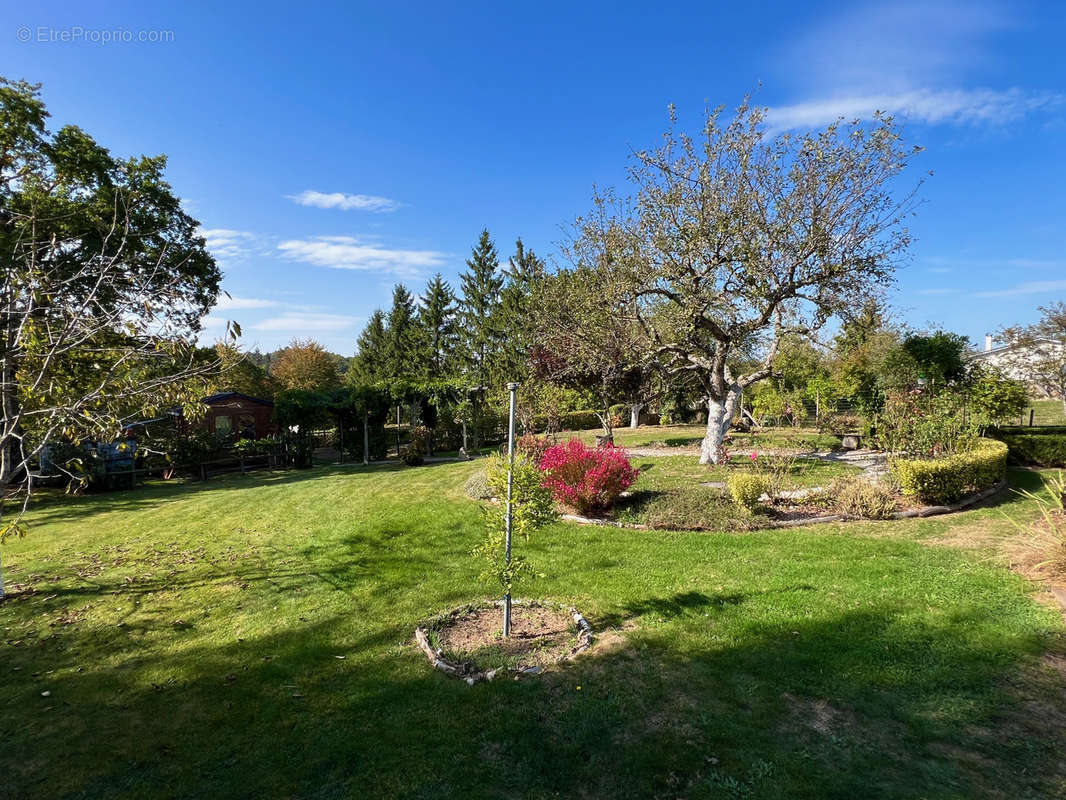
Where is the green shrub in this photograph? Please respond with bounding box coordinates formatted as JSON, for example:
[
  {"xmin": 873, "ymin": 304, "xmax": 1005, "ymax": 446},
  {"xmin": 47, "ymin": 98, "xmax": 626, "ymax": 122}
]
[
  {"xmin": 997, "ymin": 433, "xmax": 1066, "ymax": 467},
  {"xmin": 727, "ymin": 473, "xmax": 769, "ymax": 512},
  {"xmin": 464, "ymin": 469, "xmax": 493, "ymax": 500},
  {"xmin": 557, "ymin": 410, "xmax": 604, "ymax": 431},
  {"xmin": 830, "ymin": 477, "xmax": 897, "ymax": 519},
  {"xmin": 890, "ymin": 437, "xmax": 1007, "ymax": 505}
]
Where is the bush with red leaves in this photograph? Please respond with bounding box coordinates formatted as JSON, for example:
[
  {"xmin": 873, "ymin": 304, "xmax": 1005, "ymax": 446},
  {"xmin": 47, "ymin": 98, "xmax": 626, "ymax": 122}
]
[{"xmin": 539, "ymin": 438, "xmax": 638, "ymax": 515}]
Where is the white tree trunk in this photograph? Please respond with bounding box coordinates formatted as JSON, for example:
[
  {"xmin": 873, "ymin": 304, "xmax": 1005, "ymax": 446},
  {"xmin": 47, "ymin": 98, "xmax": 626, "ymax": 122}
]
[
  {"xmin": 699, "ymin": 388, "xmax": 741, "ymax": 465},
  {"xmin": 630, "ymin": 403, "xmax": 643, "ymax": 429}
]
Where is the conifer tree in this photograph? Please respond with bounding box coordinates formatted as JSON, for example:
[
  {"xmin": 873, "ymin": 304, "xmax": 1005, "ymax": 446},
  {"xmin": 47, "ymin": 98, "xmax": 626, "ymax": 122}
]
[
  {"xmin": 495, "ymin": 238, "xmax": 546, "ymax": 382},
  {"xmin": 419, "ymin": 273, "xmax": 458, "ymax": 379},
  {"xmin": 352, "ymin": 309, "xmax": 389, "ymax": 384},
  {"xmin": 458, "ymin": 229, "xmax": 504, "ymax": 388},
  {"xmin": 385, "ymin": 284, "xmax": 420, "ymax": 380}
]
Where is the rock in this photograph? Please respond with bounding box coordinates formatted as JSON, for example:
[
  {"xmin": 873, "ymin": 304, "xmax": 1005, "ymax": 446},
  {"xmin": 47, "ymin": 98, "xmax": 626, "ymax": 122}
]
[{"xmin": 841, "ymin": 434, "xmax": 862, "ymax": 450}]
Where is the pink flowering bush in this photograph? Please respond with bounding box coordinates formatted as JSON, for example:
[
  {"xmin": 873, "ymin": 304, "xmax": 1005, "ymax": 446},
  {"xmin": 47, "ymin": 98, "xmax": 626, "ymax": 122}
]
[{"xmin": 539, "ymin": 438, "xmax": 638, "ymax": 515}]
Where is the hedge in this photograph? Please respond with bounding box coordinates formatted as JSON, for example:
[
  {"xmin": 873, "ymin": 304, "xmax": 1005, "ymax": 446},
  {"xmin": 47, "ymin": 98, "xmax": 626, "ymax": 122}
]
[
  {"xmin": 997, "ymin": 433, "xmax": 1066, "ymax": 467},
  {"xmin": 531, "ymin": 410, "xmax": 605, "ymax": 433},
  {"xmin": 890, "ymin": 437, "xmax": 1008, "ymax": 505}
]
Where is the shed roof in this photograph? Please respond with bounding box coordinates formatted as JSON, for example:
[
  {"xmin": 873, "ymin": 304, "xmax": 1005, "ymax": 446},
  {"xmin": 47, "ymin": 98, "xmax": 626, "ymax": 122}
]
[{"xmin": 202, "ymin": 391, "xmax": 275, "ymax": 407}]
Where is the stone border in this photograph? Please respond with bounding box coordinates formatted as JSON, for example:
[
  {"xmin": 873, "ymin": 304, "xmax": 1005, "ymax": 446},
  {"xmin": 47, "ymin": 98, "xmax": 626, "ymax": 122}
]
[
  {"xmin": 413, "ymin": 600, "xmax": 594, "ymax": 685},
  {"xmin": 559, "ymin": 479, "xmax": 1010, "ymax": 532}
]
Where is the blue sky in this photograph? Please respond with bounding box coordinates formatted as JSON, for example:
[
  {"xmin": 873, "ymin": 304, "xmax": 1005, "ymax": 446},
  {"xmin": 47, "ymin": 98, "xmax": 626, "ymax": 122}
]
[{"xmin": 3, "ymin": 0, "xmax": 1065, "ymax": 353}]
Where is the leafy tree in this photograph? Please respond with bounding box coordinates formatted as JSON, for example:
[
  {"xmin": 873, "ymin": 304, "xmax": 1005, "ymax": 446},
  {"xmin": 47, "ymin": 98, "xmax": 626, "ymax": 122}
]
[
  {"xmin": 351, "ymin": 309, "xmax": 388, "ymax": 384},
  {"xmin": 209, "ymin": 344, "xmax": 281, "ymax": 400},
  {"xmin": 568, "ymin": 101, "xmax": 919, "ymax": 462},
  {"xmin": 530, "ymin": 267, "xmax": 645, "ymax": 438},
  {"xmin": 967, "ymin": 364, "xmax": 1028, "ymax": 430},
  {"xmin": 458, "ymin": 229, "xmax": 504, "ymax": 388},
  {"xmin": 271, "ymin": 339, "xmax": 340, "ymax": 391},
  {"xmin": 999, "ymin": 302, "xmax": 1066, "ymax": 415},
  {"xmin": 900, "ymin": 330, "xmax": 969, "ymax": 388},
  {"xmin": 0, "ymin": 78, "xmax": 225, "ymax": 595},
  {"xmin": 418, "ymin": 273, "xmax": 458, "ymax": 379}
]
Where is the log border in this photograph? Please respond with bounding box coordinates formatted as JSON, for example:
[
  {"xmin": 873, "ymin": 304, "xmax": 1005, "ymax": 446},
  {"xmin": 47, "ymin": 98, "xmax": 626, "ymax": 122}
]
[{"xmin": 414, "ymin": 600, "xmax": 595, "ymax": 685}]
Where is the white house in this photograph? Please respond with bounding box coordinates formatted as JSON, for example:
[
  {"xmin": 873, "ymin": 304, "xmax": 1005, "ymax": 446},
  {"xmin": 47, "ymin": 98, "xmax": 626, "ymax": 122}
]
[{"xmin": 968, "ymin": 334, "xmax": 1064, "ymax": 397}]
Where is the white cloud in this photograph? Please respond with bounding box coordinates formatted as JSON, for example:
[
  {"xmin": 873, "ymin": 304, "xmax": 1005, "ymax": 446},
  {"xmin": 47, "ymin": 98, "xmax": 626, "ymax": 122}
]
[
  {"xmin": 213, "ymin": 295, "xmax": 280, "ymax": 311},
  {"xmin": 277, "ymin": 235, "xmax": 446, "ymax": 278},
  {"xmin": 767, "ymin": 2, "xmax": 1060, "ymax": 132},
  {"xmin": 781, "ymin": 1, "xmax": 1012, "ymax": 94},
  {"xmin": 252, "ymin": 312, "xmax": 361, "ymax": 333},
  {"xmin": 765, "ymin": 88, "xmax": 1062, "ymax": 132},
  {"xmin": 199, "ymin": 228, "xmax": 259, "ymax": 262},
  {"xmin": 915, "ymin": 288, "xmax": 960, "ymax": 296},
  {"xmin": 973, "ymin": 279, "xmax": 1066, "ymax": 298},
  {"xmin": 288, "ymin": 190, "xmax": 401, "ymax": 213}
]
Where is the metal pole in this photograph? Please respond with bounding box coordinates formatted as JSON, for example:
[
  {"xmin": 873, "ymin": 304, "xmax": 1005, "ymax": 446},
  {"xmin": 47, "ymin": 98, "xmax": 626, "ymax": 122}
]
[{"xmin": 503, "ymin": 381, "xmax": 519, "ymax": 637}]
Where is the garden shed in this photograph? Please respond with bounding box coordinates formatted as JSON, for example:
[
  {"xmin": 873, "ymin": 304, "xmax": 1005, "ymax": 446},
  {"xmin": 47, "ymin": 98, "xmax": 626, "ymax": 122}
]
[{"xmin": 202, "ymin": 392, "xmax": 278, "ymax": 440}]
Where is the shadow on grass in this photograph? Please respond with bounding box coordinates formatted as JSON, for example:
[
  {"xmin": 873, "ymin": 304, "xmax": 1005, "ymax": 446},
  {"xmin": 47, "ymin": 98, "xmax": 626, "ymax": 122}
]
[{"xmin": 3, "ymin": 591, "xmax": 1064, "ymax": 799}]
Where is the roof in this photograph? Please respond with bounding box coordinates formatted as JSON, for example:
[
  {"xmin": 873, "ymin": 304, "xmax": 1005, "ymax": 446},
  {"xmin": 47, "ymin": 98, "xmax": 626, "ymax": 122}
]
[
  {"xmin": 967, "ymin": 337, "xmax": 1059, "ymax": 361},
  {"xmin": 202, "ymin": 391, "xmax": 275, "ymax": 407}
]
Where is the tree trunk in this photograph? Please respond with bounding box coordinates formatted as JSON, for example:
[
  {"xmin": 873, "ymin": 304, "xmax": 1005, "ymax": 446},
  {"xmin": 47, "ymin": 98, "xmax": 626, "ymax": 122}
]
[
  {"xmin": 630, "ymin": 403, "xmax": 643, "ymax": 429},
  {"xmin": 699, "ymin": 388, "xmax": 741, "ymax": 465}
]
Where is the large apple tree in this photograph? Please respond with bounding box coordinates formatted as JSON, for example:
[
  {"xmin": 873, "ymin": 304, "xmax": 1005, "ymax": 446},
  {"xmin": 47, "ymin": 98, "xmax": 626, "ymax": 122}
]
[{"xmin": 567, "ymin": 100, "xmax": 921, "ymax": 463}]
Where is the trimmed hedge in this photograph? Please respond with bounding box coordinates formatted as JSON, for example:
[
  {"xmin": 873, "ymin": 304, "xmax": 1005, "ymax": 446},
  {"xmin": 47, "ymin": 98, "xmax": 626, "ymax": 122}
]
[
  {"xmin": 890, "ymin": 438, "xmax": 1007, "ymax": 505},
  {"xmin": 531, "ymin": 410, "xmax": 605, "ymax": 432},
  {"xmin": 997, "ymin": 433, "xmax": 1066, "ymax": 467}
]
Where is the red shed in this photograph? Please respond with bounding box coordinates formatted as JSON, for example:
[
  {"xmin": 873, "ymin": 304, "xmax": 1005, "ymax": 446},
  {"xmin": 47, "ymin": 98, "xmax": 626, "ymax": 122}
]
[{"xmin": 202, "ymin": 392, "xmax": 278, "ymax": 440}]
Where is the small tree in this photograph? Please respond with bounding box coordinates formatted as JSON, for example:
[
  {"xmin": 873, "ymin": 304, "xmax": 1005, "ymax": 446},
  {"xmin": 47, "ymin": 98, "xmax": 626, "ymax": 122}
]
[
  {"xmin": 471, "ymin": 453, "xmax": 555, "ymax": 623},
  {"xmin": 967, "ymin": 364, "xmax": 1028, "ymax": 430},
  {"xmin": 568, "ymin": 100, "xmax": 920, "ymax": 463},
  {"xmin": 999, "ymin": 302, "xmax": 1066, "ymax": 416}
]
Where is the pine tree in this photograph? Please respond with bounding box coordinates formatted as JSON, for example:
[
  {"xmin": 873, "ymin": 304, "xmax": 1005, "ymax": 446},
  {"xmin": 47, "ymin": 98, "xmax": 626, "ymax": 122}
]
[
  {"xmin": 352, "ymin": 309, "xmax": 388, "ymax": 384},
  {"xmin": 419, "ymin": 273, "xmax": 458, "ymax": 379},
  {"xmin": 495, "ymin": 237, "xmax": 546, "ymax": 382},
  {"xmin": 384, "ymin": 283, "xmax": 421, "ymax": 379},
  {"xmin": 458, "ymin": 229, "xmax": 504, "ymax": 388}
]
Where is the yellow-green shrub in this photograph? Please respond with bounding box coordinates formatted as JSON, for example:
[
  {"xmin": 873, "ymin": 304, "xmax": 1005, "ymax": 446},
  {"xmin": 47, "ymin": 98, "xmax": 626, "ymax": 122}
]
[
  {"xmin": 890, "ymin": 437, "xmax": 1007, "ymax": 505},
  {"xmin": 728, "ymin": 473, "xmax": 769, "ymax": 512}
]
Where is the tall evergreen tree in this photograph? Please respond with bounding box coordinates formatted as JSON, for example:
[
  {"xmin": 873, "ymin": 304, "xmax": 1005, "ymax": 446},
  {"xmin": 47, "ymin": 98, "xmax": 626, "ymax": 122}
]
[
  {"xmin": 495, "ymin": 237, "xmax": 546, "ymax": 382},
  {"xmin": 384, "ymin": 283, "xmax": 421, "ymax": 379},
  {"xmin": 458, "ymin": 229, "xmax": 504, "ymax": 388},
  {"xmin": 419, "ymin": 273, "xmax": 458, "ymax": 379},
  {"xmin": 351, "ymin": 309, "xmax": 388, "ymax": 384}
]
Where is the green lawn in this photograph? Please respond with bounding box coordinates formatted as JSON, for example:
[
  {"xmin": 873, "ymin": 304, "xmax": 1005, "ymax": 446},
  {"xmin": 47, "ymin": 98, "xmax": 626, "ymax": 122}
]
[
  {"xmin": 1027, "ymin": 398, "xmax": 1066, "ymax": 427},
  {"xmin": 2, "ymin": 461, "xmax": 1065, "ymax": 799},
  {"xmin": 570, "ymin": 423, "xmax": 842, "ymax": 451}
]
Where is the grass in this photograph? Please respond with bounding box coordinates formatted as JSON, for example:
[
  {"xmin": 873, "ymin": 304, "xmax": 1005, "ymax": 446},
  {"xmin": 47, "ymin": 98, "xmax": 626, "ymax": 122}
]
[
  {"xmin": 1026, "ymin": 398, "xmax": 1066, "ymax": 427},
  {"xmin": 2, "ymin": 460, "xmax": 1065, "ymax": 798},
  {"xmin": 568, "ymin": 423, "xmax": 842, "ymax": 451}
]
